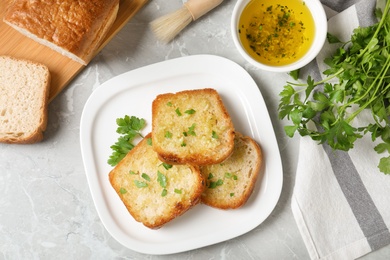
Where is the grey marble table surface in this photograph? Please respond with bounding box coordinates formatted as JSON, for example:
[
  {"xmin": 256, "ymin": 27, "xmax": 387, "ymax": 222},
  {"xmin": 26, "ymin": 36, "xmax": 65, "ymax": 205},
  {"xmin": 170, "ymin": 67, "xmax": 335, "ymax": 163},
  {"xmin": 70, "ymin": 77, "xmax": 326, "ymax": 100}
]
[{"xmin": 1, "ymin": 0, "xmax": 389, "ymax": 259}]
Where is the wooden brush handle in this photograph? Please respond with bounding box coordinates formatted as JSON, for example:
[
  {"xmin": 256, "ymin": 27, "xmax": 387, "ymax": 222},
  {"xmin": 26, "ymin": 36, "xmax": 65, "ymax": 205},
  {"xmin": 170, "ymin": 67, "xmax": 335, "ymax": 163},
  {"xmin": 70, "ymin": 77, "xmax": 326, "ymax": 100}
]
[{"xmin": 184, "ymin": 0, "xmax": 224, "ymax": 21}]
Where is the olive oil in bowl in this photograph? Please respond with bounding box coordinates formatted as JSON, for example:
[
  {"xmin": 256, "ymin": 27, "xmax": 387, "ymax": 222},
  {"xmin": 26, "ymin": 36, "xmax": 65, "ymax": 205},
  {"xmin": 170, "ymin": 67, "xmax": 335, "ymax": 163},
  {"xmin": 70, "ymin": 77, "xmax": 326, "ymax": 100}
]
[{"xmin": 238, "ymin": 0, "xmax": 315, "ymax": 66}]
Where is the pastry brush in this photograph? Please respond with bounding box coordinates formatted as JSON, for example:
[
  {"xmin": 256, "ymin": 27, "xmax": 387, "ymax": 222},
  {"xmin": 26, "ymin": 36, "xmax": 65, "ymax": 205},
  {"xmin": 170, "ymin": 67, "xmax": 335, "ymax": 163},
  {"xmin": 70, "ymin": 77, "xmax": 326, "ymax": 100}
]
[{"xmin": 150, "ymin": 0, "xmax": 224, "ymax": 43}]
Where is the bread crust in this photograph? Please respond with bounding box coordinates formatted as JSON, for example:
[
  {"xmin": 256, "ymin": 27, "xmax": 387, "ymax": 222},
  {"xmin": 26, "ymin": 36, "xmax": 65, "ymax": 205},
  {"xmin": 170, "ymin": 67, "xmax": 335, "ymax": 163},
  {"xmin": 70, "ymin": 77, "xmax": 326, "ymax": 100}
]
[
  {"xmin": 3, "ymin": 0, "xmax": 119, "ymax": 65},
  {"xmin": 152, "ymin": 88, "xmax": 235, "ymax": 166},
  {"xmin": 109, "ymin": 133, "xmax": 205, "ymax": 229},
  {"xmin": 0, "ymin": 56, "xmax": 50, "ymax": 144},
  {"xmin": 200, "ymin": 132, "xmax": 263, "ymax": 209}
]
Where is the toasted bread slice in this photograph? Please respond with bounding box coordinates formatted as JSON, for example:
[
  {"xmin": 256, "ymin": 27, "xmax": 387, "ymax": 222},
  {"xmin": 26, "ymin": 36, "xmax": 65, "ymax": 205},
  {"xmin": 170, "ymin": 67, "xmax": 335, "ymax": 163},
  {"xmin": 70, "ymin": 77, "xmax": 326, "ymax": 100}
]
[
  {"xmin": 152, "ymin": 88, "xmax": 235, "ymax": 165},
  {"xmin": 109, "ymin": 133, "xmax": 205, "ymax": 229},
  {"xmin": 0, "ymin": 56, "xmax": 50, "ymax": 144},
  {"xmin": 200, "ymin": 132, "xmax": 262, "ymax": 209}
]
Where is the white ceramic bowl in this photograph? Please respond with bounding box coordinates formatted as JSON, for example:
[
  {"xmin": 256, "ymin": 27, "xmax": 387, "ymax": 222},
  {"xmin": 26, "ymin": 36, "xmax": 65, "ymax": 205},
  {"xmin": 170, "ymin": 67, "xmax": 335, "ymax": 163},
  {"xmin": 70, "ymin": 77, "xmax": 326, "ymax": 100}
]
[{"xmin": 231, "ymin": 0, "xmax": 327, "ymax": 72}]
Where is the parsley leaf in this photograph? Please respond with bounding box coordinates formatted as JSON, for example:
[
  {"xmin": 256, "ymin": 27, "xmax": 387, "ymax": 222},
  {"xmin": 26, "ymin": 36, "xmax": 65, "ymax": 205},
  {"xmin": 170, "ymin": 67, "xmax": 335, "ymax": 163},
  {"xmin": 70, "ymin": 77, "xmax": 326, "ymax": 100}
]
[
  {"xmin": 288, "ymin": 69, "xmax": 300, "ymax": 80},
  {"xmin": 379, "ymin": 156, "xmax": 390, "ymax": 174},
  {"xmin": 326, "ymin": 32, "xmax": 342, "ymax": 44},
  {"xmin": 107, "ymin": 115, "xmax": 146, "ymax": 166}
]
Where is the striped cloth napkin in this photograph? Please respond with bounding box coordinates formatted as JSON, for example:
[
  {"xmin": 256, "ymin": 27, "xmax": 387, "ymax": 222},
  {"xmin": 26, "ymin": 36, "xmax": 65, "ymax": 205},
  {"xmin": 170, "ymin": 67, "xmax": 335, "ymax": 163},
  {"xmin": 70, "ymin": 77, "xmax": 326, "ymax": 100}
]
[{"xmin": 292, "ymin": 0, "xmax": 390, "ymax": 259}]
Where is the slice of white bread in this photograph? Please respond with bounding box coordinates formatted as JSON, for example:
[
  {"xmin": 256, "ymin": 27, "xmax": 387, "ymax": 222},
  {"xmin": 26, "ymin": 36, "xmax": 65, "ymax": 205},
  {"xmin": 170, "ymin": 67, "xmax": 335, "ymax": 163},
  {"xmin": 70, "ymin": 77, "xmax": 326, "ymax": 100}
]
[
  {"xmin": 109, "ymin": 133, "xmax": 205, "ymax": 229},
  {"xmin": 0, "ymin": 56, "xmax": 51, "ymax": 144},
  {"xmin": 152, "ymin": 88, "xmax": 235, "ymax": 166},
  {"xmin": 200, "ymin": 132, "xmax": 262, "ymax": 209},
  {"xmin": 3, "ymin": 0, "xmax": 119, "ymax": 65}
]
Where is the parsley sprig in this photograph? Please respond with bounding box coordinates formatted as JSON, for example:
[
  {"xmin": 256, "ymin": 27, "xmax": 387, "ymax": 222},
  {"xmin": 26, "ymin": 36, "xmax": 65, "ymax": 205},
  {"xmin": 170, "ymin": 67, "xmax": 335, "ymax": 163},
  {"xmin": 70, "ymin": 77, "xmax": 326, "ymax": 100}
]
[
  {"xmin": 278, "ymin": 1, "xmax": 390, "ymax": 174},
  {"xmin": 107, "ymin": 115, "xmax": 146, "ymax": 166}
]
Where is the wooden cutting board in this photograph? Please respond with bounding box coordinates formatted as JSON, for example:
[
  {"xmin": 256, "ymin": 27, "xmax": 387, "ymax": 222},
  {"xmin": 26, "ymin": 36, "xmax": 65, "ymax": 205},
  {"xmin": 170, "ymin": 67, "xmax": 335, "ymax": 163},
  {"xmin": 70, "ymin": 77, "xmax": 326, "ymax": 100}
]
[{"xmin": 0, "ymin": 0, "xmax": 149, "ymax": 102}]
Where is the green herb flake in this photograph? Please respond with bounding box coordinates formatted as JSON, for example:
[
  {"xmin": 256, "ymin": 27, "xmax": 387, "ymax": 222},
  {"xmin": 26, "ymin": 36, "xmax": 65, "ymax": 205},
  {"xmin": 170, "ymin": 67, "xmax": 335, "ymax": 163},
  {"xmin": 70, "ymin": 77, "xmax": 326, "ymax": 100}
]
[
  {"xmin": 181, "ymin": 142, "xmax": 187, "ymax": 147},
  {"xmin": 161, "ymin": 163, "xmax": 173, "ymax": 170},
  {"xmin": 212, "ymin": 131, "xmax": 218, "ymax": 139},
  {"xmin": 174, "ymin": 189, "xmax": 182, "ymax": 194},
  {"xmin": 134, "ymin": 180, "xmax": 148, "ymax": 188},
  {"xmin": 141, "ymin": 173, "xmax": 151, "ymax": 182},
  {"xmin": 208, "ymin": 173, "xmax": 214, "ymax": 179},
  {"xmin": 161, "ymin": 189, "xmax": 168, "ymax": 197},
  {"xmin": 119, "ymin": 188, "xmax": 127, "ymax": 194},
  {"xmin": 184, "ymin": 109, "xmax": 196, "ymax": 115},
  {"xmin": 224, "ymin": 173, "xmax": 238, "ymax": 180},
  {"xmin": 167, "ymin": 102, "xmax": 173, "ymax": 107},
  {"xmin": 209, "ymin": 179, "xmax": 223, "ymax": 189},
  {"xmin": 157, "ymin": 171, "xmax": 167, "ymax": 188},
  {"xmin": 175, "ymin": 108, "xmax": 182, "ymax": 116},
  {"xmin": 230, "ymin": 193, "xmax": 235, "ymax": 197},
  {"xmin": 129, "ymin": 170, "xmax": 137, "ymax": 175},
  {"xmin": 147, "ymin": 138, "xmax": 152, "ymax": 146},
  {"xmin": 165, "ymin": 131, "xmax": 173, "ymax": 139},
  {"xmin": 187, "ymin": 123, "xmax": 196, "ymax": 136}
]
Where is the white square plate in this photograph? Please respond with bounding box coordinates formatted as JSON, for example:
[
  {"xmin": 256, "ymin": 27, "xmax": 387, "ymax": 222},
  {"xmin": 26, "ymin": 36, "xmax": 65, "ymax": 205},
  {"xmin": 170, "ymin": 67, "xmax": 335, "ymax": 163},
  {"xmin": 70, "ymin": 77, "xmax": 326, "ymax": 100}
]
[{"xmin": 80, "ymin": 55, "xmax": 283, "ymax": 255}]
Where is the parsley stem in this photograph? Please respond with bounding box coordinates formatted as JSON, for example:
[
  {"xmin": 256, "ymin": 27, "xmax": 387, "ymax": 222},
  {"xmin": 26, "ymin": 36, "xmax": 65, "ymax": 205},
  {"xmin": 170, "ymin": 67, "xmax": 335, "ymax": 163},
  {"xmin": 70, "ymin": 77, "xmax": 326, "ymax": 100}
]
[
  {"xmin": 380, "ymin": 82, "xmax": 390, "ymax": 96},
  {"xmin": 346, "ymin": 55, "xmax": 390, "ymax": 123},
  {"xmin": 356, "ymin": 0, "xmax": 390, "ymax": 60},
  {"xmin": 287, "ymin": 68, "xmax": 344, "ymax": 88}
]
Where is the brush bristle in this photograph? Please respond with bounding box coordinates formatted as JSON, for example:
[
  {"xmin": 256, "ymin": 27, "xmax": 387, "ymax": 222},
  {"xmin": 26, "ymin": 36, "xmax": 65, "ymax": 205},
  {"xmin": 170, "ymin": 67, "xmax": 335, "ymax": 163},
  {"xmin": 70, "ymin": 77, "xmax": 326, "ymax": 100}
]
[{"xmin": 150, "ymin": 7, "xmax": 194, "ymax": 43}]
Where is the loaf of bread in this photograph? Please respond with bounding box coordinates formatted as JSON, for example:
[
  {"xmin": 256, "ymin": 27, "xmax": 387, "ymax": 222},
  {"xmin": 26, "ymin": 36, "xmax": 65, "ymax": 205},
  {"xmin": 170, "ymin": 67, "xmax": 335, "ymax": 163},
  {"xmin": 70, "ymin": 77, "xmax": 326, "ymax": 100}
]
[
  {"xmin": 152, "ymin": 88, "xmax": 235, "ymax": 166},
  {"xmin": 109, "ymin": 133, "xmax": 205, "ymax": 229},
  {"xmin": 200, "ymin": 132, "xmax": 262, "ymax": 209},
  {"xmin": 0, "ymin": 56, "xmax": 51, "ymax": 144},
  {"xmin": 3, "ymin": 0, "xmax": 119, "ymax": 65}
]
